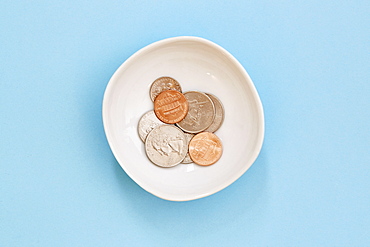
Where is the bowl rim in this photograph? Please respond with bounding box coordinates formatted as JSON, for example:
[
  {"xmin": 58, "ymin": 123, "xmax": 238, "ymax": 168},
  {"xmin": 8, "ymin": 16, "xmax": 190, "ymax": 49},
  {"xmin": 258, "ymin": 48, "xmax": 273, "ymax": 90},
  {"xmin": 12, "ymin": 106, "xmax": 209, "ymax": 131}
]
[{"xmin": 102, "ymin": 36, "xmax": 265, "ymax": 201}]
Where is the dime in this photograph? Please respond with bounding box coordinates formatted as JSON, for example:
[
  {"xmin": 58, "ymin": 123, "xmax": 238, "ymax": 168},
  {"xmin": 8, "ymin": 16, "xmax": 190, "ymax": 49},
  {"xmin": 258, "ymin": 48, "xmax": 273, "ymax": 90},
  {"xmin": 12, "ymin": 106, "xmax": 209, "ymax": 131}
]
[
  {"xmin": 204, "ymin": 93, "xmax": 225, "ymax": 133},
  {"xmin": 176, "ymin": 91, "xmax": 215, "ymax": 133},
  {"xmin": 145, "ymin": 125, "xmax": 187, "ymax": 168},
  {"xmin": 181, "ymin": 132, "xmax": 195, "ymax": 164},
  {"xmin": 189, "ymin": 132, "xmax": 222, "ymax": 166},
  {"xmin": 154, "ymin": 90, "xmax": 188, "ymax": 124},
  {"xmin": 150, "ymin": 77, "xmax": 182, "ymax": 102},
  {"xmin": 138, "ymin": 110, "xmax": 166, "ymax": 142}
]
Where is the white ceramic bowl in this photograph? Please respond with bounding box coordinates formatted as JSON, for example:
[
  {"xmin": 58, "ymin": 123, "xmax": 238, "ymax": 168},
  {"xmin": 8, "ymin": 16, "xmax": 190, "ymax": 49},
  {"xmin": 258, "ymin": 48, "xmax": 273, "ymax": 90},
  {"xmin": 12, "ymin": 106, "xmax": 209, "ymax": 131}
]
[{"xmin": 103, "ymin": 36, "xmax": 264, "ymax": 201}]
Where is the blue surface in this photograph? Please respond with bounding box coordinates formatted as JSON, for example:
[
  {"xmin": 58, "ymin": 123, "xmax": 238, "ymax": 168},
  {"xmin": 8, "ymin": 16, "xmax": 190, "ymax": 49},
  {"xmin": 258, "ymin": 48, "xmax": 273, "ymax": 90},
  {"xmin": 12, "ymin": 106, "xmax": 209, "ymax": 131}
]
[{"xmin": 1, "ymin": 1, "xmax": 369, "ymax": 246}]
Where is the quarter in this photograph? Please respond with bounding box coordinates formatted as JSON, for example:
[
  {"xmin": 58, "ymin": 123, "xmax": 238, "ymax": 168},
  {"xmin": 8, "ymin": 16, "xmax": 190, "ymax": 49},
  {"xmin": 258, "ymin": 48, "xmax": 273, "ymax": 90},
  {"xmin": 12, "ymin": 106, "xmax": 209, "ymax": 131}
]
[
  {"xmin": 145, "ymin": 125, "xmax": 187, "ymax": 168},
  {"xmin": 204, "ymin": 93, "xmax": 225, "ymax": 133}
]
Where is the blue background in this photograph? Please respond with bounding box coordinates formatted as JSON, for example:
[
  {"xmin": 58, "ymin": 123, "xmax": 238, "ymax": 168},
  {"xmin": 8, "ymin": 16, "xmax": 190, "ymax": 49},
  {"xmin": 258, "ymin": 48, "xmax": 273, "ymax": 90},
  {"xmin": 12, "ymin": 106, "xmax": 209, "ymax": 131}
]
[{"xmin": 1, "ymin": 1, "xmax": 369, "ymax": 246}]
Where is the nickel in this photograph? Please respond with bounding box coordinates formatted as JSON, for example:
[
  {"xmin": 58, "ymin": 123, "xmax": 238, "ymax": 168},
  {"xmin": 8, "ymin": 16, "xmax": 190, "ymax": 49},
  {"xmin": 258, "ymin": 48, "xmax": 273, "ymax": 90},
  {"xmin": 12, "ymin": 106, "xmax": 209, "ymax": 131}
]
[
  {"xmin": 181, "ymin": 132, "xmax": 195, "ymax": 164},
  {"xmin": 138, "ymin": 110, "xmax": 166, "ymax": 142},
  {"xmin": 176, "ymin": 91, "xmax": 215, "ymax": 133}
]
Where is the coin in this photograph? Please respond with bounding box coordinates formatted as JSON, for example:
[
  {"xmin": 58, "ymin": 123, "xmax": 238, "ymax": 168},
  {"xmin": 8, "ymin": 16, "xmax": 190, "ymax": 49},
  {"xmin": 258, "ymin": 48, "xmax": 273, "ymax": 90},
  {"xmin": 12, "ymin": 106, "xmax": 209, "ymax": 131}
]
[
  {"xmin": 176, "ymin": 91, "xmax": 215, "ymax": 133},
  {"xmin": 138, "ymin": 110, "xmax": 166, "ymax": 142},
  {"xmin": 188, "ymin": 132, "xmax": 222, "ymax": 166},
  {"xmin": 145, "ymin": 125, "xmax": 187, "ymax": 168},
  {"xmin": 150, "ymin": 77, "xmax": 182, "ymax": 102},
  {"xmin": 154, "ymin": 90, "xmax": 188, "ymax": 124},
  {"xmin": 181, "ymin": 132, "xmax": 195, "ymax": 164},
  {"xmin": 204, "ymin": 93, "xmax": 225, "ymax": 133}
]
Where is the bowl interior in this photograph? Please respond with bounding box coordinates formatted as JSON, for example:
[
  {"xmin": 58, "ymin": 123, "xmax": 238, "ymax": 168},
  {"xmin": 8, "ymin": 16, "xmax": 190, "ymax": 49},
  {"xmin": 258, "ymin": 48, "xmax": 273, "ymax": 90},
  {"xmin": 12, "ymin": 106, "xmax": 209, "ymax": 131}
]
[{"xmin": 103, "ymin": 37, "xmax": 264, "ymax": 201}]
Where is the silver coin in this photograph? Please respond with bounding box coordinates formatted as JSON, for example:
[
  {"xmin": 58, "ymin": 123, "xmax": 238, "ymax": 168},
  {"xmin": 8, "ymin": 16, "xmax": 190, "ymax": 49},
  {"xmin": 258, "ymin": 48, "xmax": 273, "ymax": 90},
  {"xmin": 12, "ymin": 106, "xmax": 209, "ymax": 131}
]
[
  {"xmin": 149, "ymin": 77, "xmax": 182, "ymax": 102},
  {"xmin": 204, "ymin": 93, "xmax": 225, "ymax": 133},
  {"xmin": 138, "ymin": 110, "xmax": 166, "ymax": 142},
  {"xmin": 145, "ymin": 125, "xmax": 187, "ymax": 168},
  {"xmin": 181, "ymin": 133, "xmax": 194, "ymax": 164},
  {"xmin": 176, "ymin": 91, "xmax": 215, "ymax": 133}
]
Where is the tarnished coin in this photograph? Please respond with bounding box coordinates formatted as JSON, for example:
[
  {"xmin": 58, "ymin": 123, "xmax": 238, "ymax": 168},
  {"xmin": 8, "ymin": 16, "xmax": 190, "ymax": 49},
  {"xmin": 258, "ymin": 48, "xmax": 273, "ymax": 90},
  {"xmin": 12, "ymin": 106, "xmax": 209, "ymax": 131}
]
[
  {"xmin": 204, "ymin": 93, "xmax": 225, "ymax": 133},
  {"xmin": 154, "ymin": 90, "xmax": 188, "ymax": 124},
  {"xmin": 150, "ymin": 77, "xmax": 182, "ymax": 101},
  {"xmin": 138, "ymin": 110, "xmax": 166, "ymax": 142},
  {"xmin": 189, "ymin": 132, "xmax": 223, "ymax": 166},
  {"xmin": 181, "ymin": 133, "xmax": 195, "ymax": 164},
  {"xmin": 145, "ymin": 125, "xmax": 187, "ymax": 168},
  {"xmin": 176, "ymin": 91, "xmax": 215, "ymax": 133}
]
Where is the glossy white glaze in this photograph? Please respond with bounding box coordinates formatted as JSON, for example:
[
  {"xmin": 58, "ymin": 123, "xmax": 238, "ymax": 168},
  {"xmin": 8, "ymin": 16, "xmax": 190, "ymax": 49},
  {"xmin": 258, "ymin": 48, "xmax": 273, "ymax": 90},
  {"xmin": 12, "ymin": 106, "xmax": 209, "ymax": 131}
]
[{"xmin": 103, "ymin": 36, "xmax": 264, "ymax": 201}]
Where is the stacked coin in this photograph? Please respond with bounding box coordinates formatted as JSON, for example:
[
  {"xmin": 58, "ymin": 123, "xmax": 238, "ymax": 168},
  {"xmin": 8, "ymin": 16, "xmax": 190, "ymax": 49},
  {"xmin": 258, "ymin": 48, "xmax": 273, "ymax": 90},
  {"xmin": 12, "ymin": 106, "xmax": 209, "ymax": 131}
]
[{"xmin": 138, "ymin": 76, "xmax": 224, "ymax": 168}]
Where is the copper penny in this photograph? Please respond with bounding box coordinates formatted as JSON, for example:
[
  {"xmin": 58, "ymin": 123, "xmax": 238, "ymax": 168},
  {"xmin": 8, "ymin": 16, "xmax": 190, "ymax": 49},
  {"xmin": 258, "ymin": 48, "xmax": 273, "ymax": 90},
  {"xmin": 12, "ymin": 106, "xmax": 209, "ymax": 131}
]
[
  {"xmin": 189, "ymin": 132, "xmax": 223, "ymax": 166},
  {"xmin": 154, "ymin": 90, "xmax": 188, "ymax": 124}
]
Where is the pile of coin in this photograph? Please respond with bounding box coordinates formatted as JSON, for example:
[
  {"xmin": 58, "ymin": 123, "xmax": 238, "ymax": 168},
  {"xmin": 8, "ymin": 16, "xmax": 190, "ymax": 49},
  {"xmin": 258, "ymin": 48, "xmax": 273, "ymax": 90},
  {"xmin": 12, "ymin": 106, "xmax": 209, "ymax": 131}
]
[{"xmin": 138, "ymin": 77, "xmax": 224, "ymax": 168}]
